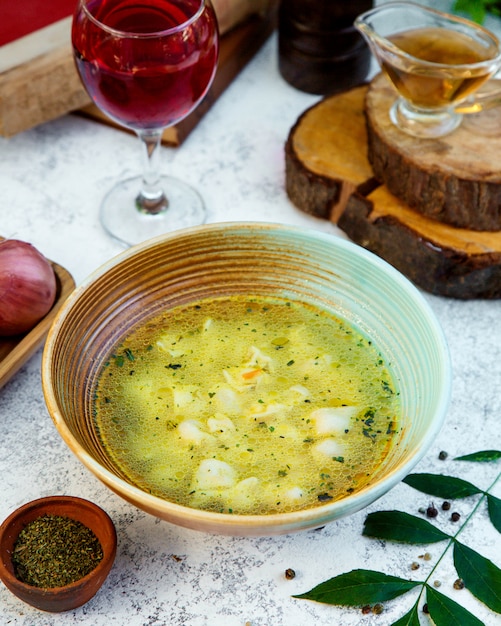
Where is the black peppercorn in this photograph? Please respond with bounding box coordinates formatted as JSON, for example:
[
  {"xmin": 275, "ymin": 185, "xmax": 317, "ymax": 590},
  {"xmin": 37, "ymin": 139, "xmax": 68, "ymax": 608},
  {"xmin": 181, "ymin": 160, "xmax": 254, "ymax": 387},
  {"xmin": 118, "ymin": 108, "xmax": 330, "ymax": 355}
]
[
  {"xmin": 438, "ymin": 450, "xmax": 448, "ymax": 460},
  {"xmin": 426, "ymin": 504, "xmax": 438, "ymax": 518},
  {"xmin": 453, "ymin": 578, "xmax": 465, "ymax": 590},
  {"xmin": 442, "ymin": 501, "xmax": 451, "ymax": 511},
  {"xmin": 285, "ymin": 568, "xmax": 296, "ymax": 580},
  {"xmin": 451, "ymin": 512, "xmax": 461, "ymax": 522}
]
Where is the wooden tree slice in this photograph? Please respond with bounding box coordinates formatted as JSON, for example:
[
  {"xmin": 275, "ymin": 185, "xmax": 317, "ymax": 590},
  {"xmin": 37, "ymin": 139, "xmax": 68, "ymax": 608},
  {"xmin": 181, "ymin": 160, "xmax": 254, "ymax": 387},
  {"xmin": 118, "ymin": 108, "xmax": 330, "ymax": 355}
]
[
  {"xmin": 284, "ymin": 82, "xmax": 501, "ymax": 299},
  {"xmin": 365, "ymin": 73, "xmax": 501, "ymax": 231},
  {"xmin": 339, "ymin": 187, "xmax": 501, "ymax": 299},
  {"xmin": 285, "ymin": 85, "xmax": 376, "ymax": 223}
]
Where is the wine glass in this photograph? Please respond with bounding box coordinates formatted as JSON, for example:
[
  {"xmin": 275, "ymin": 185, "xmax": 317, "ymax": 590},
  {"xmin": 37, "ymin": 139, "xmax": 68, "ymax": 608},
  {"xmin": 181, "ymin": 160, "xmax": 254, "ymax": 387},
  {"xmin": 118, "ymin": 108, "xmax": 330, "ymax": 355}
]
[{"xmin": 72, "ymin": 0, "xmax": 219, "ymax": 246}]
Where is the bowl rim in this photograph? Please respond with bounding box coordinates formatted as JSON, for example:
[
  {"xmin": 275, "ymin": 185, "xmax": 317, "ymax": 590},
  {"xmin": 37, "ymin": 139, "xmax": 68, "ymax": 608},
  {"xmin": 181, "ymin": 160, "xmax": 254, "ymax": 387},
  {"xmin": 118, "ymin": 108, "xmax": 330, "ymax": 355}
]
[{"xmin": 42, "ymin": 222, "xmax": 452, "ymax": 532}]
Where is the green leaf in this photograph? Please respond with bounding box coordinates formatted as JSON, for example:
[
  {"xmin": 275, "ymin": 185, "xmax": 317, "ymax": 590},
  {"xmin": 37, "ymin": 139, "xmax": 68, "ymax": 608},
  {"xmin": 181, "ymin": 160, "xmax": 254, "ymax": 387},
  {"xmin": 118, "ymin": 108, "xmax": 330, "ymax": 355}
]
[
  {"xmin": 455, "ymin": 450, "xmax": 501, "ymax": 462},
  {"xmin": 292, "ymin": 569, "xmax": 420, "ymax": 606},
  {"xmin": 453, "ymin": 0, "xmax": 487, "ymax": 22},
  {"xmin": 454, "ymin": 541, "xmax": 501, "ymax": 613},
  {"xmin": 363, "ymin": 510, "xmax": 450, "ymax": 544},
  {"xmin": 403, "ymin": 473, "xmax": 483, "ymax": 499},
  {"xmin": 488, "ymin": 494, "xmax": 501, "ymax": 533},
  {"xmin": 391, "ymin": 603, "xmax": 421, "ymax": 626},
  {"xmin": 426, "ymin": 586, "xmax": 485, "ymax": 626}
]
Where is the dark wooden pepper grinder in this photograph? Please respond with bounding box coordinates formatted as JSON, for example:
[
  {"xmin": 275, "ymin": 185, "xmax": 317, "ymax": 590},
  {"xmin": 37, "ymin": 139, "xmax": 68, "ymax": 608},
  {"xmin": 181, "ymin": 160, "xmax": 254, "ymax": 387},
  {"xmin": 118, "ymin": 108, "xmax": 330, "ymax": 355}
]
[{"xmin": 278, "ymin": 0, "xmax": 374, "ymax": 95}]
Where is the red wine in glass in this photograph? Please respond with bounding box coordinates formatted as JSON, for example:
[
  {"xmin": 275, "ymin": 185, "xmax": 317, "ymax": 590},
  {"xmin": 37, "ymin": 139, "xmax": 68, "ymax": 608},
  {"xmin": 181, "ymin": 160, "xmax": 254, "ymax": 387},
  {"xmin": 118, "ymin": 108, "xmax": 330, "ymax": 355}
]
[{"xmin": 72, "ymin": 0, "xmax": 219, "ymax": 246}]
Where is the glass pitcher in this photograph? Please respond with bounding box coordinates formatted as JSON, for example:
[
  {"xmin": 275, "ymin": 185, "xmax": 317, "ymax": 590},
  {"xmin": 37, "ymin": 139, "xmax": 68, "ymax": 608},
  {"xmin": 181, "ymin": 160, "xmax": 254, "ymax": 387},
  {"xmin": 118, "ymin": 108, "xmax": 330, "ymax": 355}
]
[{"xmin": 355, "ymin": 1, "xmax": 501, "ymax": 138}]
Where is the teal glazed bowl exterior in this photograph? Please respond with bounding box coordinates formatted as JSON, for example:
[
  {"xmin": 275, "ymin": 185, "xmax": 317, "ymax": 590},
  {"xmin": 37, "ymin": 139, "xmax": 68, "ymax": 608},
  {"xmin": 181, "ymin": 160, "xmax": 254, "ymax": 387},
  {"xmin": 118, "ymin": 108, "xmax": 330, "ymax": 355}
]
[{"xmin": 42, "ymin": 222, "xmax": 452, "ymax": 536}]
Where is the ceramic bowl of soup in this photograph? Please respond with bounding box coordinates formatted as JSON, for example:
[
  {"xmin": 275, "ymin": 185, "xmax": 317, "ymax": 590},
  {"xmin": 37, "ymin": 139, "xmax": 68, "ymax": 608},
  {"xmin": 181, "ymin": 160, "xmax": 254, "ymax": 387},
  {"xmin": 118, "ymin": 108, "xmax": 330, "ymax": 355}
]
[{"xmin": 42, "ymin": 222, "xmax": 451, "ymax": 536}]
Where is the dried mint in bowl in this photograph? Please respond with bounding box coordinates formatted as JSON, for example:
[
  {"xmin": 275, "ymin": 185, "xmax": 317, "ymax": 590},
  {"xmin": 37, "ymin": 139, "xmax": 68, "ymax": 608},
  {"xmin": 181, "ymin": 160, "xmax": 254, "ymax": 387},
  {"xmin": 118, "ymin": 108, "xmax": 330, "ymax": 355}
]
[{"xmin": 12, "ymin": 514, "xmax": 103, "ymax": 588}]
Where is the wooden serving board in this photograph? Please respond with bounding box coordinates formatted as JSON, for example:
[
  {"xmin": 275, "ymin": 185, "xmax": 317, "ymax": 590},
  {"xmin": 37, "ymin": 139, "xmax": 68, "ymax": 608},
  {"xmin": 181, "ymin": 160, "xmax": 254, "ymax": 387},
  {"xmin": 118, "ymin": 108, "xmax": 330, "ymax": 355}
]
[
  {"xmin": 79, "ymin": 11, "xmax": 277, "ymax": 146},
  {"xmin": 0, "ymin": 244, "xmax": 75, "ymax": 389},
  {"xmin": 285, "ymin": 82, "xmax": 501, "ymax": 299},
  {"xmin": 0, "ymin": 1, "xmax": 277, "ymax": 143}
]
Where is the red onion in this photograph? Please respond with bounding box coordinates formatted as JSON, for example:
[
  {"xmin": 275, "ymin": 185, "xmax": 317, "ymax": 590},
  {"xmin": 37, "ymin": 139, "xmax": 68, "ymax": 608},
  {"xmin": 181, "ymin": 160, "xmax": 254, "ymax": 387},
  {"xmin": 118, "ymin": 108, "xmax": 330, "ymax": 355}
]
[{"xmin": 0, "ymin": 239, "xmax": 57, "ymax": 336}]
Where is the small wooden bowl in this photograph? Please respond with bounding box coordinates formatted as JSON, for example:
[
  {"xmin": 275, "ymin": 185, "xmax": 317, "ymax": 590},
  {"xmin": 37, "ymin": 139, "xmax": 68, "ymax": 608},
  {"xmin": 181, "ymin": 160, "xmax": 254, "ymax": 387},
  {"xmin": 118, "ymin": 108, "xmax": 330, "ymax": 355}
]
[{"xmin": 0, "ymin": 496, "xmax": 117, "ymax": 612}]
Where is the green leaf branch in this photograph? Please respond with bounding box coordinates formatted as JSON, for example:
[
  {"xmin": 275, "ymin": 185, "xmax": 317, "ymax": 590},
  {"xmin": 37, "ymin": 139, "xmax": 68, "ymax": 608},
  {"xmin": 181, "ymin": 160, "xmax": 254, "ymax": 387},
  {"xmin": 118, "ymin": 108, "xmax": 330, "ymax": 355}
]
[
  {"xmin": 453, "ymin": 0, "xmax": 501, "ymax": 23},
  {"xmin": 293, "ymin": 450, "xmax": 501, "ymax": 625}
]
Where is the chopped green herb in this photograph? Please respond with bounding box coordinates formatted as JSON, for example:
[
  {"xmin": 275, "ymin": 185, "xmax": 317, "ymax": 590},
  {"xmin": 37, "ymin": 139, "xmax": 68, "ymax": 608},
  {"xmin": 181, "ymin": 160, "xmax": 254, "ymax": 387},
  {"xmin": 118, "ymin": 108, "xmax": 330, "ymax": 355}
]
[{"xmin": 12, "ymin": 515, "xmax": 103, "ymax": 589}]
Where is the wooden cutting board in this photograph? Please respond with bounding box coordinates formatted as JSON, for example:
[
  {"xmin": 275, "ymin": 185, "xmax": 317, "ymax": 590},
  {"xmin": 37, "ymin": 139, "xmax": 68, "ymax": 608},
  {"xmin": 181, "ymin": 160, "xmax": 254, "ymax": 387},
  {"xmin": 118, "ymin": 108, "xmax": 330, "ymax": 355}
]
[
  {"xmin": 285, "ymin": 81, "xmax": 501, "ymax": 299},
  {"xmin": 0, "ymin": 1, "xmax": 277, "ymax": 143}
]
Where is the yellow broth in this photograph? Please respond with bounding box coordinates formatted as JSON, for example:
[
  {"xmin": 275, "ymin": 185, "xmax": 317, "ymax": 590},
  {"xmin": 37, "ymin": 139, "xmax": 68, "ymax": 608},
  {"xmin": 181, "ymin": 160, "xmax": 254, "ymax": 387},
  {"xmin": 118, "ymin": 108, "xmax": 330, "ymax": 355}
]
[{"xmin": 94, "ymin": 296, "xmax": 401, "ymax": 515}]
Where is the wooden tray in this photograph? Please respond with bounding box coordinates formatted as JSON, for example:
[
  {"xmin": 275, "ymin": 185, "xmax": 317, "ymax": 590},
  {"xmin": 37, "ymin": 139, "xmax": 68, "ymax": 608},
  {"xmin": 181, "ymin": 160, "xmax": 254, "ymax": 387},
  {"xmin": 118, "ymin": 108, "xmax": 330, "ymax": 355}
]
[
  {"xmin": 78, "ymin": 11, "xmax": 277, "ymax": 147},
  {"xmin": 0, "ymin": 249, "xmax": 75, "ymax": 389},
  {"xmin": 0, "ymin": 2, "xmax": 277, "ymax": 141}
]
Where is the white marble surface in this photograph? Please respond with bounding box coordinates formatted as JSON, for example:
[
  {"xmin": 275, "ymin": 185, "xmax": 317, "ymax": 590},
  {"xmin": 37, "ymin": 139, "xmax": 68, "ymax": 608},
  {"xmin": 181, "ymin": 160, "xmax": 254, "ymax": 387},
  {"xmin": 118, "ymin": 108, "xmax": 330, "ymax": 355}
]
[{"xmin": 1, "ymin": 24, "xmax": 500, "ymax": 626}]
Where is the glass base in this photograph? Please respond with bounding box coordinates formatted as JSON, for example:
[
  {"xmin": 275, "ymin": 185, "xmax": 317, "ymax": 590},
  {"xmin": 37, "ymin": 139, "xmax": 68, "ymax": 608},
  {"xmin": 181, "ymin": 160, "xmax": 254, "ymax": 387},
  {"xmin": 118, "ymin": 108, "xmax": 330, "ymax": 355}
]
[
  {"xmin": 390, "ymin": 98, "xmax": 462, "ymax": 139},
  {"xmin": 100, "ymin": 175, "xmax": 207, "ymax": 247}
]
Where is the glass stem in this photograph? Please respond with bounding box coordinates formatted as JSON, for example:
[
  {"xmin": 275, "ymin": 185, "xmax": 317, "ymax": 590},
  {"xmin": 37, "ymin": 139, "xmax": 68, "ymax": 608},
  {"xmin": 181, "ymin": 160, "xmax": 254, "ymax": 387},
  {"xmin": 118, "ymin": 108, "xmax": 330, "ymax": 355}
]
[{"xmin": 136, "ymin": 129, "xmax": 168, "ymax": 215}]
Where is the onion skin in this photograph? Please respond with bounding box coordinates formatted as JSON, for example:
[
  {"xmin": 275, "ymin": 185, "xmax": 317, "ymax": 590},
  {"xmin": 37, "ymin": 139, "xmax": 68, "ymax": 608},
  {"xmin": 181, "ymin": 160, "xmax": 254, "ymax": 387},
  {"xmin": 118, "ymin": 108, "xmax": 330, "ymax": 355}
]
[{"xmin": 0, "ymin": 240, "xmax": 57, "ymax": 336}]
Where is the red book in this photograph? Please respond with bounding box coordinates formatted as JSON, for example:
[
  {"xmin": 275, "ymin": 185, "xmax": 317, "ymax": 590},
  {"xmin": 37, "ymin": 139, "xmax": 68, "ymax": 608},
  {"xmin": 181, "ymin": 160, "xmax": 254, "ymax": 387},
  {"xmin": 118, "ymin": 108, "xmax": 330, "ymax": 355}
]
[{"xmin": 0, "ymin": 0, "xmax": 75, "ymax": 47}]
